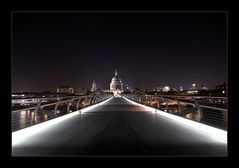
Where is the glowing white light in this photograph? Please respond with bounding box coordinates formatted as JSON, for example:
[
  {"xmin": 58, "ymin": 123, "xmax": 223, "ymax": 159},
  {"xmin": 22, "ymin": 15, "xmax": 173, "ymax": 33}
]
[
  {"xmin": 123, "ymin": 97, "xmax": 154, "ymax": 111},
  {"xmin": 164, "ymin": 86, "xmax": 170, "ymax": 91},
  {"xmin": 123, "ymin": 97, "xmax": 138, "ymax": 105},
  {"xmin": 156, "ymin": 110, "xmax": 227, "ymax": 143},
  {"xmin": 12, "ymin": 96, "xmax": 113, "ymax": 146},
  {"xmin": 123, "ymin": 96, "xmax": 227, "ymax": 144},
  {"xmin": 12, "ymin": 111, "xmax": 79, "ymax": 146},
  {"xmin": 81, "ymin": 96, "xmax": 113, "ymax": 113}
]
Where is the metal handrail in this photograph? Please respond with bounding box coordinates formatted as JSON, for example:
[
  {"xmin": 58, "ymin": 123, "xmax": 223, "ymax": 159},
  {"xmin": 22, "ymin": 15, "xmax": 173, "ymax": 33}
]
[
  {"xmin": 198, "ymin": 105, "xmax": 227, "ymax": 111},
  {"xmin": 123, "ymin": 94, "xmax": 227, "ymax": 130},
  {"xmin": 143, "ymin": 94, "xmax": 227, "ymax": 99},
  {"xmin": 12, "ymin": 95, "xmax": 102, "ymax": 112},
  {"xmin": 11, "ymin": 94, "xmax": 113, "ymax": 132},
  {"xmin": 125, "ymin": 94, "xmax": 227, "ymax": 110}
]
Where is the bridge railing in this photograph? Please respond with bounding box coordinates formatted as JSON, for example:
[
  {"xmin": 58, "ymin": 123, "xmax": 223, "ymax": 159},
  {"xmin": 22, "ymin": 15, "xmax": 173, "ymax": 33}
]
[
  {"xmin": 12, "ymin": 94, "xmax": 113, "ymax": 132},
  {"xmin": 123, "ymin": 94, "xmax": 227, "ymax": 130}
]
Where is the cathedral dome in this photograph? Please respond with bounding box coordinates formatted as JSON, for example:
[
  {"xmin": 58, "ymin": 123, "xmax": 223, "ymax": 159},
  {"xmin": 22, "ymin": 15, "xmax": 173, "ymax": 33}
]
[{"xmin": 110, "ymin": 69, "xmax": 123, "ymax": 93}]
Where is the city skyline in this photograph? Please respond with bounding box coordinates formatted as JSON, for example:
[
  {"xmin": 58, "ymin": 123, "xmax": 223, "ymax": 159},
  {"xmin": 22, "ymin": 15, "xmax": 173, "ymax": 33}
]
[{"xmin": 12, "ymin": 12, "xmax": 227, "ymax": 92}]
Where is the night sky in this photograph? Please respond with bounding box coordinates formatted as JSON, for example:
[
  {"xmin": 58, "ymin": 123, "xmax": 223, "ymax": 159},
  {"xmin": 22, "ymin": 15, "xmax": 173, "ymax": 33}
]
[{"xmin": 12, "ymin": 12, "xmax": 227, "ymax": 92}]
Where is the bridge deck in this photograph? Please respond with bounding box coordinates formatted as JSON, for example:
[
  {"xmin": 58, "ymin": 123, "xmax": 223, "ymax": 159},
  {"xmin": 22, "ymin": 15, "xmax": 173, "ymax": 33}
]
[{"xmin": 12, "ymin": 97, "xmax": 227, "ymax": 156}]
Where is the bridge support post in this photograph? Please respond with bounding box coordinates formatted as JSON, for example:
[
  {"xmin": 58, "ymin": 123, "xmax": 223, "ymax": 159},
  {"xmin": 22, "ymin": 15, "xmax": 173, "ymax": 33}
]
[
  {"xmin": 191, "ymin": 97, "xmax": 203, "ymax": 121},
  {"xmin": 161, "ymin": 96, "xmax": 168, "ymax": 112},
  {"xmin": 174, "ymin": 97, "xmax": 182, "ymax": 114},
  {"xmin": 67, "ymin": 102, "xmax": 71, "ymax": 113},
  {"xmin": 166, "ymin": 101, "xmax": 168, "ymax": 112},
  {"xmin": 161, "ymin": 97, "xmax": 168, "ymax": 112},
  {"xmin": 76, "ymin": 98, "xmax": 82, "ymax": 110},
  {"xmin": 96, "ymin": 96, "xmax": 100, "ymax": 106},
  {"xmin": 67, "ymin": 98, "xmax": 76, "ymax": 113},
  {"xmin": 157, "ymin": 101, "xmax": 160, "ymax": 110},
  {"xmin": 33, "ymin": 100, "xmax": 43, "ymax": 123},
  {"xmin": 90, "ymin": 96, "xmax": 93, "ymax": 104},
  {"xmin": 93, "ymin": 97, "xmax": 97, "ymax": 104},
  {"xmin": 88, "ymin": 96, "xmax": 91, "ymax": 105},
  {"xmin": 54, "ymin": 98, "xmax": 63, "ymax": 115},
  {"xmin": 86, "ymin": 97, "xmax": 90, "ymax": 106}
]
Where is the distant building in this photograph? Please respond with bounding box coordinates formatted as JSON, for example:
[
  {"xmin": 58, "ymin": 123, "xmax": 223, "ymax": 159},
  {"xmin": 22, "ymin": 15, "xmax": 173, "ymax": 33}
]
[
  {"xmin": 155, "ymin": 86, "xmax": 163, "ymax": 92},
  {"xmin": 74, "ymin": 91, "xmax": 87, "ymax": 96},
  {"xmin": 91, "ymin": 81, "xmax": 97, "ymax": 92},
  {"xmin": 187, "ymin": 90, "xmax": 198, "ymax": 95},
  {"xmin": 110, "ymin": 69, "xmax": 123, "ymax": 94},
  {"xmin": 180, "ymin": 86, "xmax": 183, "ymax": 92},
  {"xmin": 191, "ymin": 83, "xmax": 196, "ymax": 90},
  {"xmin": 162, "ymin": 86, "xmax": 170, "ymax": 92},
  {"xmin": 126, "ymin": 84, "xmax": 129, "ymax": 91},
  {"xmin": 56, "ymin": 86, "xmax": 74, "ymax": 94},
  {"xmin": 215, "ymin": 82, "xmax": 227, "ymax": 96},
  {"xmin": 187, "ymin": 83, "xmax": 198, "ymax": 95},
  {"xmin": 201, "ymin": 85, "xmax": 208, "ymax": 90}
]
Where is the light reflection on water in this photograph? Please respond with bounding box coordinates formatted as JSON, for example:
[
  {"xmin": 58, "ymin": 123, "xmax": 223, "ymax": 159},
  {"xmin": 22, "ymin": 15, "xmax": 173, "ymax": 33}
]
[
  {"xmin": 12, "ymin": 104, "xmax": 81, "ymax": 132},
  {"xmin": 12, "ymin": 109, "xmax": 52, "ymax": 131}
]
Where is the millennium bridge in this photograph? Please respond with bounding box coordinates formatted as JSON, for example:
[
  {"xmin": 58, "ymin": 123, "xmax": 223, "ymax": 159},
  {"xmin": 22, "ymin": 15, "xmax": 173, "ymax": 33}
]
[{"xmin": 12, "ymin": 93, "xmax": 227, "ymax": 156}]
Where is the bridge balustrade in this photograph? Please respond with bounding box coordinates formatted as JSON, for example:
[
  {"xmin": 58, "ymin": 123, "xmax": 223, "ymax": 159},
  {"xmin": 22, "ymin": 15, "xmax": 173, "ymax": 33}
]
[
  {"xmin": 11, "ymin": 94, "xmax": 112, "ymax": 132},
  {"xmin": 123, "ymin": 94, "xmax": 227, "ymax": 130}
]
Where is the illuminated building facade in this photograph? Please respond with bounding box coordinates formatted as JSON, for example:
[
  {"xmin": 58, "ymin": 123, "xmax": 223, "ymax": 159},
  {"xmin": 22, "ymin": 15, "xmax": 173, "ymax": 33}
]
[
  {"xmin": 163, "ymin": 86, "xmax": 170, "ymax": 92},
  {"xmin": 56, "ymin": 86, "xmax": 74, "ymax": 94},
  {"xmin": 187, "ymin": 83, "xmax": 198, "ymax": 95},
  {"xmin": 191, "ymin": 83, "xmax": 196, "ymax": 90}
]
